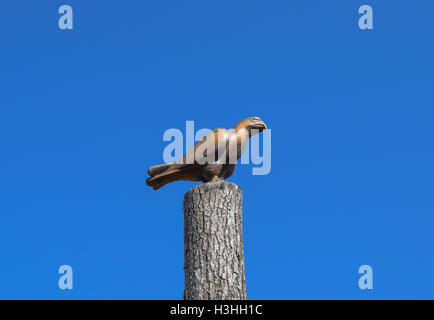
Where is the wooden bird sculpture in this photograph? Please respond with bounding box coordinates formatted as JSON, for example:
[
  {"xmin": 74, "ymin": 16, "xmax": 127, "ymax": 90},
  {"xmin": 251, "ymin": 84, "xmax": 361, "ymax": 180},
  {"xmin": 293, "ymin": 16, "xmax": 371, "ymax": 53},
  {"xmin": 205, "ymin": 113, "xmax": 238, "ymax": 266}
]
[{"xmin": 146, "ymin": 117, "xmax": 267, "ymax": 190}]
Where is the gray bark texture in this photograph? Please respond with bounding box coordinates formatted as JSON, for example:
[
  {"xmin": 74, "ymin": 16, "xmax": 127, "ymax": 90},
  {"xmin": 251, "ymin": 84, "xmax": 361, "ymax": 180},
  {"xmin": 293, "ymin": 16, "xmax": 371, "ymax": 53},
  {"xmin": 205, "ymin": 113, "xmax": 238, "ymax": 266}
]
[{"xmin": 183, "ymin": 181, "xmax": 247, "ymax": 300}]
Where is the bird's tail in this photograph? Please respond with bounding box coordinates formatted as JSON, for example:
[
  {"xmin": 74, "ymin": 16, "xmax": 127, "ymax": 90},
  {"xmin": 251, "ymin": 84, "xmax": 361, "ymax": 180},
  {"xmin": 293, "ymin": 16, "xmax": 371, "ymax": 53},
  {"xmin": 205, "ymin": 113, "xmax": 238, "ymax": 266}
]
[
  {"xmin": 147, "ymin": 163, "xmax": 172, "ymax": 177},
  {"xmin": 146, "ymin": 163, "xmax": 183, "ymax": 190},
  {"xmin": 146, "ymin": 169, "xmax": 183, "ymax": 190}
]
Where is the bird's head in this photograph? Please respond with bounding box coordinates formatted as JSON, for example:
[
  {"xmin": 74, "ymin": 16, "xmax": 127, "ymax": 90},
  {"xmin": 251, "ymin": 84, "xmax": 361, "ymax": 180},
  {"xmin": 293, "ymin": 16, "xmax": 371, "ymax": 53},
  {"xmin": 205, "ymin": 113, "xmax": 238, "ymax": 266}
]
[
  {"xmin": 246, "ymin": 116, "xmax": 267, "ymax": 132},
  {"xmin": 234, "ymin": 117, "xmax": 267, "ymax": 136}
]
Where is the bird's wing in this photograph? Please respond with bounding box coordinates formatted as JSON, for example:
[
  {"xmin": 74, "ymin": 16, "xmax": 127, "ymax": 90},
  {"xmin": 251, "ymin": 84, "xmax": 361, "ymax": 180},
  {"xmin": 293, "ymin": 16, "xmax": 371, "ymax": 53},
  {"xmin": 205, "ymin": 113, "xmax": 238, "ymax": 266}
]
[{"xmin": 175, "ymin": 128, "xmax": 231, "ymax": 165}]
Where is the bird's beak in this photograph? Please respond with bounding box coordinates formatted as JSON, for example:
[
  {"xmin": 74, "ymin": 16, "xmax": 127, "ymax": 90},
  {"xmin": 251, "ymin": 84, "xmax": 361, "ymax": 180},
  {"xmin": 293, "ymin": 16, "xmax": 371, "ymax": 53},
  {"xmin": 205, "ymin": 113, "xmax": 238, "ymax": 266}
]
[{"xmin": 254, "ymin": 121, "xmax": 267, "ymax": 131}]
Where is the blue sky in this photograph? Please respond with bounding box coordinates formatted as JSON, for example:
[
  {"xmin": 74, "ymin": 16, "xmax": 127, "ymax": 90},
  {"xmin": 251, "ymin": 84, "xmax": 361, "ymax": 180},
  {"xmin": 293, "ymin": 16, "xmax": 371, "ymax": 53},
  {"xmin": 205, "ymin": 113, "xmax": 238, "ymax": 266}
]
[{"xmin": 0, "ymin": 1, "xmax": 433, "ymax": 299}]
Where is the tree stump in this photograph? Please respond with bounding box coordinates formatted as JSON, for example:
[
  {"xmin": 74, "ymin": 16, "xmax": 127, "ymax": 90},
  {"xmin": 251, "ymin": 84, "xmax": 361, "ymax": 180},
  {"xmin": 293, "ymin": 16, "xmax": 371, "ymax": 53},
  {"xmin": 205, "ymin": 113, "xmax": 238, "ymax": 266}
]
[{"xmin": 183, "ymin": 181, "xmax": 247, "ymax": 300}]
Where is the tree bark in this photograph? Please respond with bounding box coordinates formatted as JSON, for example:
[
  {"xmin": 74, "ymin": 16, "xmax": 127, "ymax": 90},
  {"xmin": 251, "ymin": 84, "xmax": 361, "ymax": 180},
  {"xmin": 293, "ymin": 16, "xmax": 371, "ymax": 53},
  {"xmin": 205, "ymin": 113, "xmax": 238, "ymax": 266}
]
[{"xmin": 183, "ymin": 181, "xmax": 247, "ymax": 300}]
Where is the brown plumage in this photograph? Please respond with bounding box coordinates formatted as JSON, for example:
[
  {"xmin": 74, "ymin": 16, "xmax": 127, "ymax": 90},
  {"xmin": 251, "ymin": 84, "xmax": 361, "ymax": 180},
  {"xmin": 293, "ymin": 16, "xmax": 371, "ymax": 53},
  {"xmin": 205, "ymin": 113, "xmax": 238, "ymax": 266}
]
[{"xmin": 146, "ymin": 117, "xmax": 267, "ymax": 190}]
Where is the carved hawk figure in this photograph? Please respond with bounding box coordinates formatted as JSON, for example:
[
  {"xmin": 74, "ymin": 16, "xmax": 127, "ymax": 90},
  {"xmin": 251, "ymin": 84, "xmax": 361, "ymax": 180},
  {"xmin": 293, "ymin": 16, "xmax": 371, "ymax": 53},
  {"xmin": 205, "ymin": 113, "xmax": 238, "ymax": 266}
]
[{"xmin": 146, "ymin": 117, "xmax": 267, "ymax": 190}]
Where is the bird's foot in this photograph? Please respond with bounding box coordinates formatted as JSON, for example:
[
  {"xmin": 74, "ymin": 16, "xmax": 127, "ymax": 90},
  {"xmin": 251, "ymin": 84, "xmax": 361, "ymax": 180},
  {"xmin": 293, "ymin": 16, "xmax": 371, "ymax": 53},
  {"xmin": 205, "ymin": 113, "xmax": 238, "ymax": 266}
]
[{"xmin": 210, "ymin": 176, "xmax": 223, "ymax": 182}]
